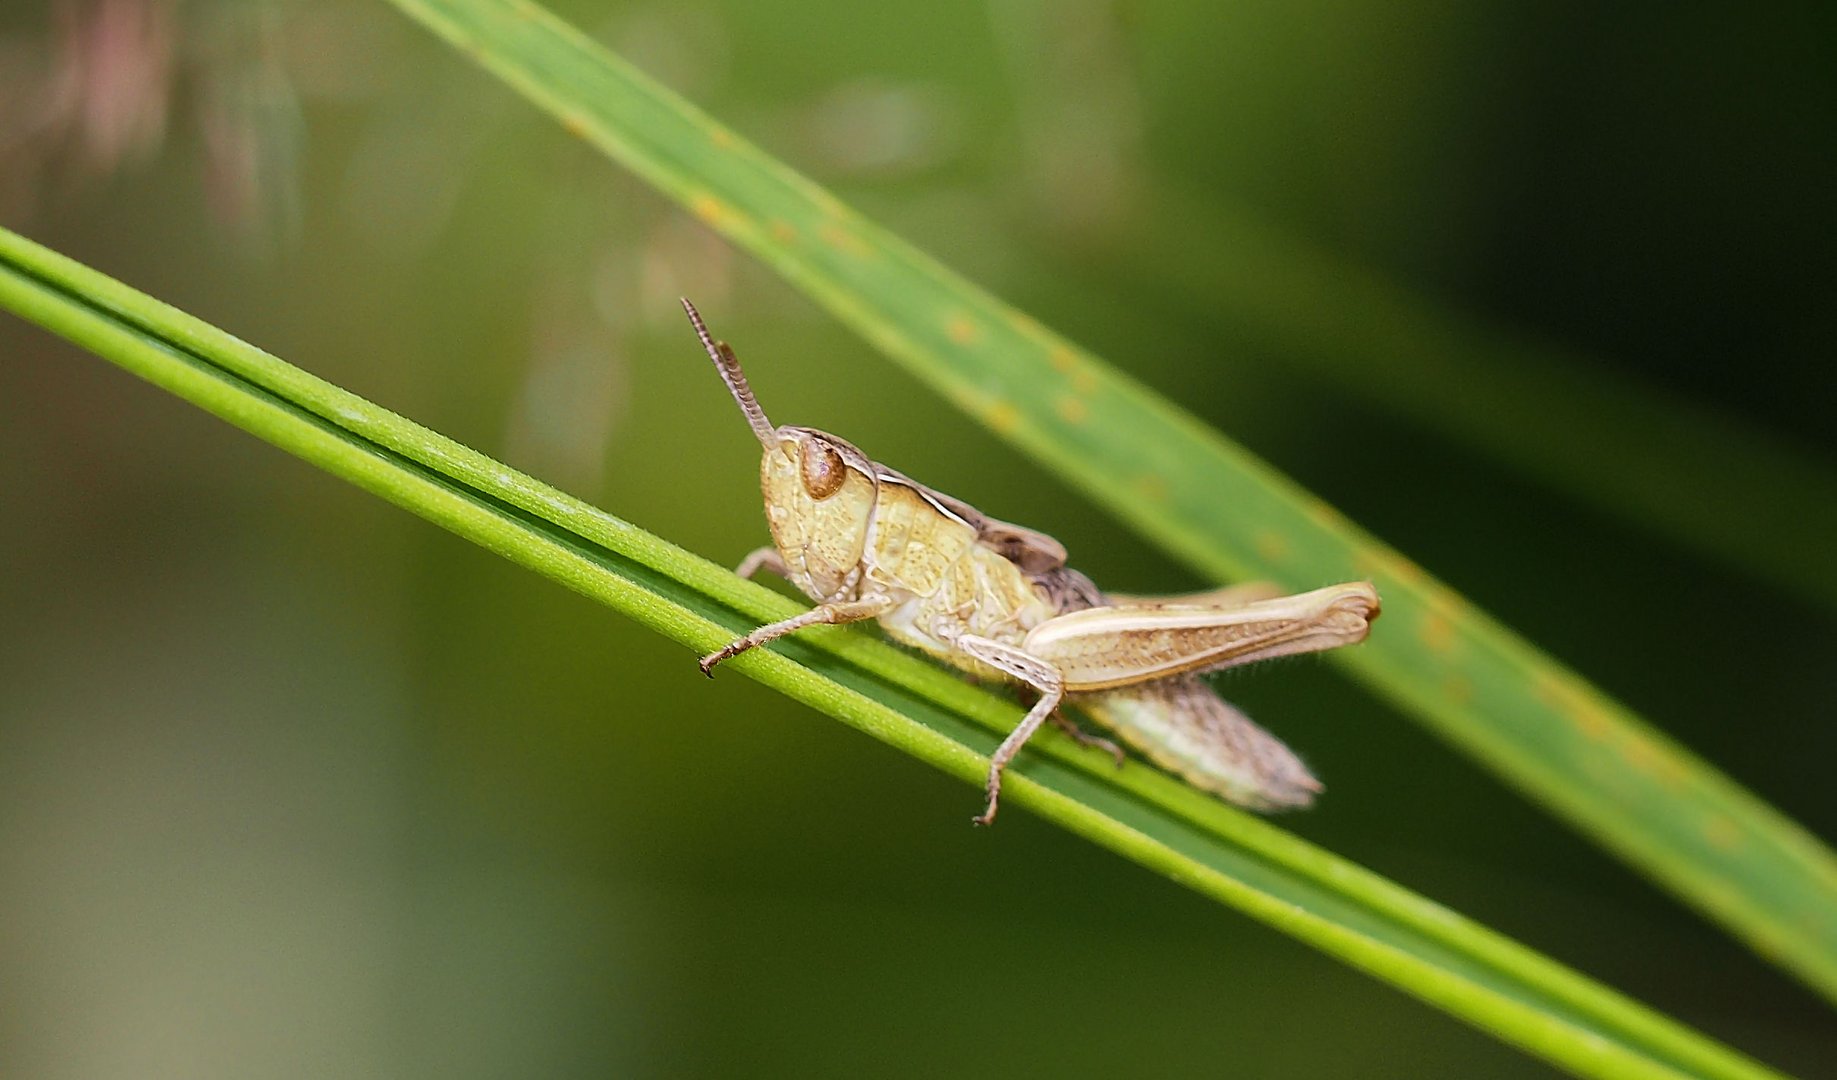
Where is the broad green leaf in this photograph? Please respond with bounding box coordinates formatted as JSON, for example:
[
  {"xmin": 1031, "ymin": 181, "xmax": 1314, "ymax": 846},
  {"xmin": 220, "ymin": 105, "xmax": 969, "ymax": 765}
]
[
  {"xmin": 0, "ymin": 223, "xmax": 1795, "ymax": 1080},
  {"xmin": 379, "ymin": 0, "xmax": 1837, "ymax": 1003}
]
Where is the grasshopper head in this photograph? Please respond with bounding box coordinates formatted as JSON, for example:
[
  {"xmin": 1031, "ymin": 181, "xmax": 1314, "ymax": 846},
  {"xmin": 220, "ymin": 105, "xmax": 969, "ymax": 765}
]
[
  {"xmin": 683, "ymin": 299, "xmax": 878, "ymax": 601},
  {"xmin": 763, "ymin": 427, "xmax": 878, "ymax": 600}
]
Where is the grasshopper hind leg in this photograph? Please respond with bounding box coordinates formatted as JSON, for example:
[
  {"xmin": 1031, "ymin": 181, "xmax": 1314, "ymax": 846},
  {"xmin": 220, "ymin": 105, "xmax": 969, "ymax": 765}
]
[
  {"xmin": 1050, "ymin": 713, "xmax": 1127, "ymax": 768},
  {"xmin": 1081, "ymin": 677, "xmax": 1321, "ymax": 810}
]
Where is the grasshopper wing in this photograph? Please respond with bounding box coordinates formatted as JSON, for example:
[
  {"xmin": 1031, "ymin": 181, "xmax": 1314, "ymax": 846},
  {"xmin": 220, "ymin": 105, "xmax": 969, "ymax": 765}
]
[
  {"xmin": 970, "ymin": 517, "xmax": 1068, "ymax": 573},
  {"xmin": 1078, "ymin": 677, "xmax": 1320, "ymax": 809},
  {"xmin": 1021, "ymin": 582, "xmax": 1378, "ymax": 691}
]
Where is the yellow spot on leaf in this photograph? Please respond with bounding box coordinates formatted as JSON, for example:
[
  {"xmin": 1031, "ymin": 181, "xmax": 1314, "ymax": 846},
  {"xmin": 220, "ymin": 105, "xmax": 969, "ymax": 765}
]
[
  {"xmin": 947, "ymin": 314, "xmax": 981, "ymax": 345},
  {"xmin": 710, "ymin": 126, "xmax": 735, "ymax": 148},
  {"xmin": 818, "ymin": 222, "xmax": 873, "ymax": 258},
  {"xmin": 1442, "ymin": 674, "xmax": 1474, "ymax": 705},
  {"xmin": 1307, "ymin": 499, "xmax": 1351, "ymax": 531},
  {"xmin": 1704, "ymin": 815, "xmax": 1743, "ymax": 852},
  {"xmin": 1551, "ymin": 688, "xmax": 1685, "ymax": 791},
  {"xmin": 1254, "ymin": 530, "xmax": 1289, "ymax": 563},
  {"xmin": 690, "ymin": 193, "xmax": 735, "ymax": 228},
  {"xmin": 1536, "ymin": 673, "xmax": 1610, "ymax": 742},
  {"xmin": 1572, "ymin": 705, "xmax": 1612, "ymax": 745},
  {"xmin": 1055, "ymin": 395, "xmax": 1089, "ymax": 424},
  {"xmin": 1419, "ymin": 610, "xmax": 1456, "ymax": 655},
  {"xmin": 1392, "ymin": 557, "xmax": 1428, "ymax": 587},
  {"xmin": 561, "ymin": 112, "xmax": 590, "ymax": 139},
  {"xmin": 1643, "ymin": 743, "xmax": 1689, "ymax": 791},
  {"xmin": 1623, "ymin": 734, "xmax": 1690, "ymax": 793},
  {"xmin": 1047, "ymin": 346, "xmax": 1098, "ymax": 393},
  {"xmin": 1133, "ymin": 473, "xmax": 1169, "ymax": 502},
  {"xmin": 770, "ymin": 219, "xmax": 797, "ymax": 243},
  {"xmin": 986, "ymin": 400, "xmax": 1019, "ymax": 434},
  {"xmin": 1619, "ymin": 732, "xmax": 1661, "ymax": 776}
]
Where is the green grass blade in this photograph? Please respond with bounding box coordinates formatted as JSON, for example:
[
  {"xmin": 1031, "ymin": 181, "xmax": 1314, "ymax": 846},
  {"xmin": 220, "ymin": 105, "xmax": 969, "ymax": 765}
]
[
  {"xmin": 378, "ymin": 0, "xmax": 1837, "ymax": 1002},
  {"xmin": 0, "ymin": 223, "xmax": 1797, "ymax": 1080}
]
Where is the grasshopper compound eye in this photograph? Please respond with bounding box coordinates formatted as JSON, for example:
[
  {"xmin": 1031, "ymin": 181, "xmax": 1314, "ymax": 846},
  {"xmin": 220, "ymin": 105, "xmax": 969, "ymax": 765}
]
[{"xmin": 799, "ymin": 437, "xmax": 847, "ymax": 499}]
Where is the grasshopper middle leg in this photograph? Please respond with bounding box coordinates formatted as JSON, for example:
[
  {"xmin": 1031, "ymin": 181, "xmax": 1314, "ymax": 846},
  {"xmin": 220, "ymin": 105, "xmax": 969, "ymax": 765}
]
[{"xmin": 956, "ymin": 634, "xmax": 1067, "ymax": 826}]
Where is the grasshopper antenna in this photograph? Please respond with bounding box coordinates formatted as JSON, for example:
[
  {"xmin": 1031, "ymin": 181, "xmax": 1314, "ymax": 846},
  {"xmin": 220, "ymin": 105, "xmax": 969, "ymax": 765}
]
[{"xmin": 681, "ymin": 298, "xmax": 777, "ymax": 448}]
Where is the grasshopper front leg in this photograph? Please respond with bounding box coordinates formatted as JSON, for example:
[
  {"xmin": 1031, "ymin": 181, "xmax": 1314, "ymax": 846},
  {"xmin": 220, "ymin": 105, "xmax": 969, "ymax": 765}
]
[
  {"xmin": 700, "ymin": 595, "xmax": 893, "ymax": 676},
  {"xmin": 733, "ymin": 546, "xmax": 789, "ymax": 581}
]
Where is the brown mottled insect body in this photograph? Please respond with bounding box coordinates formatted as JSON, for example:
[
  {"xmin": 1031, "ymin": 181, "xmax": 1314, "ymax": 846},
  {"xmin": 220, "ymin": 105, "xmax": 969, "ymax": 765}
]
[{"xmin": 683, "ymin": 299, "xmax": 1379, "ymax": 824}]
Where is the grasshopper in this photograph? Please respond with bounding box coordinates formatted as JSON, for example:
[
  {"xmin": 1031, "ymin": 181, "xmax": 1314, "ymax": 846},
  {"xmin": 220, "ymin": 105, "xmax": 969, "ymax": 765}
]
[{"xmin": 682, "ymin": 299, "xmax": 1379, "ymax": 825}]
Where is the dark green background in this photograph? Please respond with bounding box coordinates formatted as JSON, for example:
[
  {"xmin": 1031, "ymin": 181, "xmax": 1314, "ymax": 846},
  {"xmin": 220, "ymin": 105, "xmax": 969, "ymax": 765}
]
[{"xmin": 2, "ymin": 1, "xmax": 1833, "ymax": 1075}]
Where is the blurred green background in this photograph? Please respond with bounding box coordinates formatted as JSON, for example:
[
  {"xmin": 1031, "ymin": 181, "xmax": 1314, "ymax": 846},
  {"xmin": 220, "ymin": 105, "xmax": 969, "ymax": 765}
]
[{"xmin": 3, "ymin": 1, "xmax": 1834, "ymax": 1076}]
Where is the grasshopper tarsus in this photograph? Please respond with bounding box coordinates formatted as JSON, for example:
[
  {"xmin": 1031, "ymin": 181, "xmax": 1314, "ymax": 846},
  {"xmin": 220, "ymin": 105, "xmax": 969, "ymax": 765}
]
[
  {"xmin": 976, "ymin": 766, "xmax": 1004, "ymax": 826},
  {"xmin": 973, "ymin": 688, "xmax": 1062, "ymax": 827}
]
